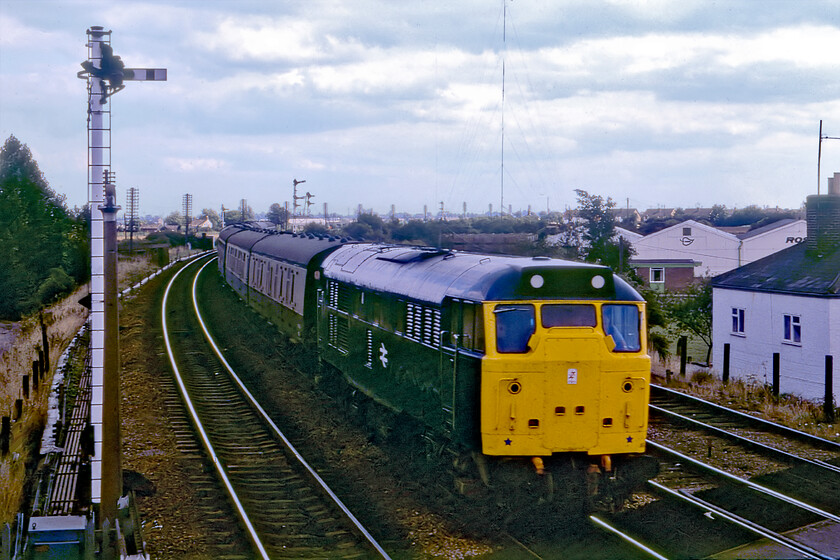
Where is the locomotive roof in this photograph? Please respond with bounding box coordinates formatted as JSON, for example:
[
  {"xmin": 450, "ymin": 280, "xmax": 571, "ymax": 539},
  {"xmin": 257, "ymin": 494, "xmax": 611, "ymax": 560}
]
[
  {"xmin": 220, "ymin": 224, "xmax": 346, "ymax": 267},
  {"xmin": 321, "ymin": 243, "xmax": 643, "ymax": 304}
]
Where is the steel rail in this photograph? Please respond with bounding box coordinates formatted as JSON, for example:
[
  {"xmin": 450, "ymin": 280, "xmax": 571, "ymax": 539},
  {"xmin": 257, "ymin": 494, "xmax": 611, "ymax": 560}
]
[
  {"xmin": 652, "ymin": 384, "xmax": 840, "ymax": 452},
  {"xmin": 649, "ymin": 404, "xmax": 840, "ymax": 474},
  {"xmin": 647, "ymin": 440, "xmax": 840, "ymax": 524},
  {"xmin": 192, "ymin": 258, "xmax": 392, "ymax": 559},
  {"xmin": 589, "ymin": 515, "xmax": 670, "ymax": 560},
  {"xmin": 161, "ymin": 257, "xmax": 271, "ymax": 560},
  {"xmin": 647, "ymin": 480, "xmax": 832, "ymax": 560}
]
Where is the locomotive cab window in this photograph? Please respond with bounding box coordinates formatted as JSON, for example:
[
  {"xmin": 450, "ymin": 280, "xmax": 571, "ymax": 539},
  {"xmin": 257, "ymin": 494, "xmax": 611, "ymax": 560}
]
[
  {"xmin": 494, "ymin": 304, "xmax": 535, "ymax": 354},
  {"xmin": 602, "ymin": 304, "xmax": 641, "ymax": 352},
  {"xmin": 541, "ymin": 304, "xmax": 597, "ymax": 328}
]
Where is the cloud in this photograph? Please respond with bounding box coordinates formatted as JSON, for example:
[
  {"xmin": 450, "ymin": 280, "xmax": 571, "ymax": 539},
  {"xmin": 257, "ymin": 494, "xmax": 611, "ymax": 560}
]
[{"xmin": 164, "ymin": 157, "xmax": 228, "ymax": 172}]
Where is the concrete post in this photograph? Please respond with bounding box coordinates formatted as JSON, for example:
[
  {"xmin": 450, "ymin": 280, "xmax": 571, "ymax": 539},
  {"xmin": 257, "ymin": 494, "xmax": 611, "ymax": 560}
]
[{"xmin": 99, "ymin": 182, "xmax": 121, "ymax": 526}]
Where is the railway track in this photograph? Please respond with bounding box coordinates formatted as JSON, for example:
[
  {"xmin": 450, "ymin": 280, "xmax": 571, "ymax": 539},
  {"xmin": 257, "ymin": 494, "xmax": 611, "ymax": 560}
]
[
  {"xmin": 153, "ymin": 256, "xmax": 840, "ymax": 559},
  {"xmin": 648, "ymin": 384, "xmax": 840, "ymax": 514},
  {"xmin": 161, "ymin": 256, "xmax": 389, "ymax": 559},
  {"xmin": 650, "ymin": 384, "xmax": 840, "ymax": 467},
  {"xmin": 581, "ymin": 385, "xmax": 840, "ymax": 559}
]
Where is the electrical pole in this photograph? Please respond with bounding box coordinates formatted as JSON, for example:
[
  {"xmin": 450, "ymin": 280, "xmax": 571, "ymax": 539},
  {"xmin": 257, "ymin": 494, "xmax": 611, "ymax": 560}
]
[
  {"xmin": 182, "ymin": 193, "xmax": 192, "ymax": 244},
  {"xmin": 126, "ymin": 186, "xmax": 139, "ymax": 255}
]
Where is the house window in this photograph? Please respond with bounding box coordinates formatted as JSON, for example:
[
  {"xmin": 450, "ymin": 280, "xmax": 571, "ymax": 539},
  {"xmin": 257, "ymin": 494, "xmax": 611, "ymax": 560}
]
[
  {"xmin": 783, "ymin": 314, "xmax": 801, "ymax": 344},
  {"xmin": 650, "ymin": 268, "xmax": 664, "ymax": 283},
  {"xmin": 682, "ymin": 227, "xmax": 692, "ymax": 236},
  {"xmin": 731, "ymin": 308, "xmax": 745, "ymax": 335}
]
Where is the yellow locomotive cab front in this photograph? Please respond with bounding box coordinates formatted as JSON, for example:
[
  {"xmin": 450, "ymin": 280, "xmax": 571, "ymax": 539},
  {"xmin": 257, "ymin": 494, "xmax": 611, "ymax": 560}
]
[{"xmin": 480, "ymin": 300, "xmax": 650, "ymax": 457}]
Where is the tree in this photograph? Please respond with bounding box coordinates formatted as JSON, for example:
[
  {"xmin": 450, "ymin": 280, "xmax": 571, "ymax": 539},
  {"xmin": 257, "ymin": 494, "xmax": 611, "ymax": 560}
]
[
  {"xmin": 664, "ymin": 279, "xmax": 713, "ymax": 363},
  {"xmin": 709, "ymin": 204, "xmax": 727, "ymax": 225},
  {"xmin": 640, "ymin": 287, "xmax": 672, "ymax": 363},
  {"xmin": 575, "ymin": 189, "xmax": 621, "ymax": 268},
  {"xmin": 0, "ymin": 135, "xmax": 84, "ymax": 318},
  {"xmin": 342, "ymin": 212, "xmax": 387, "ymax": 241},
  {"xmin": 164, "ymin": 211, "xmax": 183, "ymax": 227},
  {"xmin": 266, "ymin": 203, "xmax": 288, "ymax": 228}
]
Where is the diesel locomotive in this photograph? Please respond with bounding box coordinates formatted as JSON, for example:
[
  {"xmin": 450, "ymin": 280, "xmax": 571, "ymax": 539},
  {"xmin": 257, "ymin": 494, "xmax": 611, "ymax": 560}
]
[{"xmin": 216, "ymin": 223, "xmax": 657, "ymax": 511}]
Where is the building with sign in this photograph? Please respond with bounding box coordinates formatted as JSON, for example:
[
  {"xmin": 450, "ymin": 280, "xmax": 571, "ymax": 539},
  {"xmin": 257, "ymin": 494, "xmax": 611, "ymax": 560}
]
[{"xmin": 628, "ymin": 218, "xmax": 806, "ymax": 289}]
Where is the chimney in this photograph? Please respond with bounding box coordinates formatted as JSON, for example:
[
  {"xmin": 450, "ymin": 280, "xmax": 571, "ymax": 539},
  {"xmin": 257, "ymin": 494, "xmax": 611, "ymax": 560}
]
[
  {"xmin": 806, "ymin": 171, "xmax": 840, "ymax": 255},
  {"xmin": 828, "ymin": 172, "xmax": 840, "ymax": 195}
]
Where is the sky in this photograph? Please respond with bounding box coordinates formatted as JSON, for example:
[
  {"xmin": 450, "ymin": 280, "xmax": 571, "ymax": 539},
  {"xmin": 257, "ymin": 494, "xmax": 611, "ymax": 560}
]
[{"xmin": 1, "ymin": 0, "xmax": 839, "ymax": 219}]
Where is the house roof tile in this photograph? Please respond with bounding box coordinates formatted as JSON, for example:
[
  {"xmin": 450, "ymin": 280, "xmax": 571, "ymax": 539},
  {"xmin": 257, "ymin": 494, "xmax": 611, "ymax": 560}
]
[{"xmin": 712, "ymin": 243, "xmax": 840, "ymax": 297}]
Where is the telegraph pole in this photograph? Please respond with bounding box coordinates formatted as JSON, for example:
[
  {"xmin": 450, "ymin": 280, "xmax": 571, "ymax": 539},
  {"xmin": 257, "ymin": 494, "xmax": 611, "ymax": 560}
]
[
  {"xmin": 78, "ymin": 25, "xmax": 166, "ymax": 529},
  {"xmin": 183, "ymin": 193, "xmax": 193, "ymax": 243},
  {"xmin": 126, "ymin": 186, "xmax": 139, "ymax": 255}
]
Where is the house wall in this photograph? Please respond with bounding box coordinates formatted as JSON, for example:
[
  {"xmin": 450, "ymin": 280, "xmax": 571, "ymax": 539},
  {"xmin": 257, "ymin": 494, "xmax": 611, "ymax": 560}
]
[
  {"xmin": 712, "ymin": 288, "xmax": 839, "ymax": 402},
  {"xmin": 631, "ymin": 219, "xmax": 808, "ymax": 278},
  {"xmin": 632, "ymin": 220, "xmax": 739, "ymax": 277},
  {"xmin": 740, "ymin": 220, "xmax": 806, "ymax": 265},
  {"xmin": 635, "ymin": 265, "xmax": 696, "ymax": 292}
]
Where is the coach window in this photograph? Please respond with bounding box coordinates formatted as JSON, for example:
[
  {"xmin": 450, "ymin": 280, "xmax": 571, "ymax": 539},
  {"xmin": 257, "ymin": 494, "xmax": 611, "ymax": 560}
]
[{"xmin": 494, "ymin": 304, "xmax": 535, "ymax": 353}]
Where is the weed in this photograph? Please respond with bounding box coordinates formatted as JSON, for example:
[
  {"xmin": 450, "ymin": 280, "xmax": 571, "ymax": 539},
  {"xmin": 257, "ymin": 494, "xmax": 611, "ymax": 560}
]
[{"xmin": 663, "ymin": 368, "xmax": 839, "ymax": 442}]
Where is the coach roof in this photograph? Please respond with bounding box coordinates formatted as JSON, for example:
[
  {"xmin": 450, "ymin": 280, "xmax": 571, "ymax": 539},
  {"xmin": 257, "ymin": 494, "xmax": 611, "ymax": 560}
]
[
  {"xmin": 221, "ymin": 224, "xmax": 346, "ymax": 267},
  {"xmin": 321, "ymin": 243, "xmax": 641, "ymax": 304}
]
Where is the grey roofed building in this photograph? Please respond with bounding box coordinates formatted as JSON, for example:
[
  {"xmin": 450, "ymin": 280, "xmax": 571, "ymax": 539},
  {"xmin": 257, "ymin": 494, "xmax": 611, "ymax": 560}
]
[
  {"xmin": 712, "ymin": 242, "xmax": 840, "ymax": 297},
  {"xmin": 710, "ymin": 180, "xmax": 840, "ymax": 402}
]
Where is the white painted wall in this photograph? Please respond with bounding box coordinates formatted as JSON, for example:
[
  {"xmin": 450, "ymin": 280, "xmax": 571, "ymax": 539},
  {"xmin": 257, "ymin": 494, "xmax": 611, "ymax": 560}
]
[
  {"xmin": 712, "ymin": 288, "xmax": 839, "ymax": 402},
  {"xmin": 740, "ymin": 220, "xmax": 806, "ymax": 265},
  {"xmin": 630, "ymin": 219, "xmax": 808, "ymax": 277},
  {"xmin": 632, "ymin": 220, "xmax": 739, "ymax": 277}
]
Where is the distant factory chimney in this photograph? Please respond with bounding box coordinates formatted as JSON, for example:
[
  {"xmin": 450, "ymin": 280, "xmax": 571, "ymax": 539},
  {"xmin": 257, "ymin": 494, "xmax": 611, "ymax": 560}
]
[{"xmin": 806, "ymin": 171, "xmax": 840, "ymax": 255}]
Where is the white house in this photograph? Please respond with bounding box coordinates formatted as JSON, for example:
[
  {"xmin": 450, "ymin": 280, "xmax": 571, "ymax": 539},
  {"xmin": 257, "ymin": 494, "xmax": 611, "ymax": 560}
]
[
  {"xmin": 629, "ymin": 218, "xmax": 806, "ymax": 279},
  {"xmin": 711, "ymin": 190, "xmax": 840, "ymax": 403}
]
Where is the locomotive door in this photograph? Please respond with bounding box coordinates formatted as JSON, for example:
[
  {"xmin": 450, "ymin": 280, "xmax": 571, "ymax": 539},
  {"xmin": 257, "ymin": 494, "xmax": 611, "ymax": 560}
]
[
  {"xmin": 439, "ymin": 300, "xmax": 460, "ymax": 438},
  {"xmin": 442, "ymin": 300, "xmax": 483, "ymax": 448},
  {"xmin": 543, "ymin": 338, "xmax": 599, "ymax": 451}
]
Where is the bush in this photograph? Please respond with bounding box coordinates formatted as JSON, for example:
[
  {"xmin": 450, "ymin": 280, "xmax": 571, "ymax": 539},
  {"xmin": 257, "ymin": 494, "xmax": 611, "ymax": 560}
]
[{"xmin": 33, "ymin": 268, "xmax": 74, "ymax": 308}]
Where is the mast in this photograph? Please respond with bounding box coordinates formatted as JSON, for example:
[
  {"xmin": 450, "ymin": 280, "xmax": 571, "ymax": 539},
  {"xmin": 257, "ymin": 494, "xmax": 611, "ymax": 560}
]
[{"xmin": 500, "ymin": 0, "xmax": 507, "ymax": 217}]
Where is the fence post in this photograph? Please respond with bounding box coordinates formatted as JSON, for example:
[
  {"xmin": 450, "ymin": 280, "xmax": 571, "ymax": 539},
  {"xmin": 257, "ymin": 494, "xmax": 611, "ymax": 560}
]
[
  {"xmin": 102, "ymin": 518, "xmax": 114, "ymax": 560},
  {"xmin": 2, "ymin": 523, "xmax": 11, "ymax": 560},
  {"xmin": 679, "ymin": 336, "xmax": 688, "ymax": 376},
  {"xmin": 40, "ymin": 310, "xmax": 50, "ymax": 372},
  {"xmin": 723, "ymin": 343, "xmax": 730, "ymax": 383},
  {"xmin": 32, "ymin": 361, "xmax": 39, "ymax": 392},
  {"xmin": 773, "ymin": 353, "xmax": 780, "ymax": 398},
  {"xmin": 826, "ymin": 355, "xmax": 835, "ymax": 423},
  {"xmin": 22, "ymin": 375, "xmax": 29, "ymax": 400},
  {"xmin": 1, "ymin": 417, "xmax": 10, "ymax": 456},
  {"xmin": 14, "ymin": 400, "xmax": 22, "ymax": 420}
]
